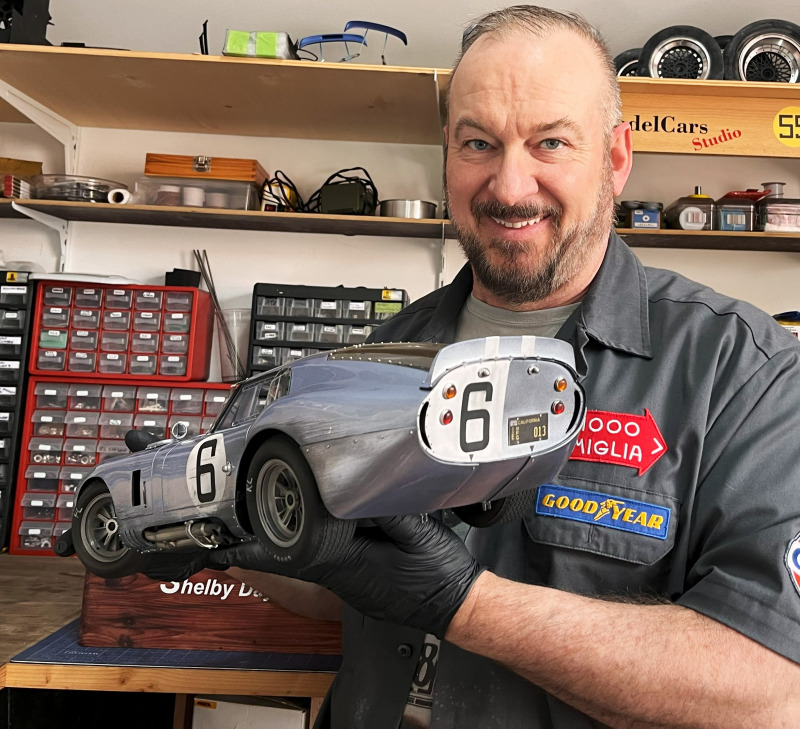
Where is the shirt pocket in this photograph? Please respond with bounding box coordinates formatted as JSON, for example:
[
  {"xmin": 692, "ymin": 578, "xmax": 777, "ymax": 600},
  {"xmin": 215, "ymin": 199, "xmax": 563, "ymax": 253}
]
[{"xmin": 523, "ymin": 474, "xmax": 680, "ymax": 567}]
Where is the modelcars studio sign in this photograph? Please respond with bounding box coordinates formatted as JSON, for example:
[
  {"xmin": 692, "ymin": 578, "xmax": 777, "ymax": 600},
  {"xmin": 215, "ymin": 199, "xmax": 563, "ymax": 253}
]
[{"xmin": 620, "ymin": 78, "xmax": 800, "ymax": 157}]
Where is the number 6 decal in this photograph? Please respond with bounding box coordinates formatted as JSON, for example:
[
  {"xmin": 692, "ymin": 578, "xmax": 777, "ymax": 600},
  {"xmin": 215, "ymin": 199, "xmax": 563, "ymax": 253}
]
[
  {"xmin": 195, "ymin": 439, "xmax": 217, "ymax": 502},
  {"xmin": 460, "ymin": 382, "xmax": 492, "ymax": 452},
  {"xmin": 186, "ymin": 434, "xmax": 227, "ymax": 506}
]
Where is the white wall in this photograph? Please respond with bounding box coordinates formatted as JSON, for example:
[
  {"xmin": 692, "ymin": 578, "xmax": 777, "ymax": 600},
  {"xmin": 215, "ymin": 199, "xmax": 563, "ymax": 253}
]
[{"xmin": 3, "ymin": 0, "xmax": 800, "ymax": 327}]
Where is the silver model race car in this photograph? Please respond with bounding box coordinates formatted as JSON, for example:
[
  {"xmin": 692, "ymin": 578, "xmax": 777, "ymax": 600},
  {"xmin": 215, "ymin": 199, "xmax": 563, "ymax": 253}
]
[{"xmin": 70, "ymin": 336, "xmax": 586, "ymax": 577}]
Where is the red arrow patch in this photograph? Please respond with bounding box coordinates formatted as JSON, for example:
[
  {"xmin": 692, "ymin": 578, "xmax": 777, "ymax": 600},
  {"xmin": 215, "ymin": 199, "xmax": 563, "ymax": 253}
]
[{"xmin": 570, "ymin": 409, "xmax": 667, "ymax": 475}]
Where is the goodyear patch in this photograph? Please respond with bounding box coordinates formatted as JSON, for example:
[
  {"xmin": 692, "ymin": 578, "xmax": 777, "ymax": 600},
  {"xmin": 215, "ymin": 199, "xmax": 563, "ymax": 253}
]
[
  {"xmin": 535, "ymin": 484, "xmax": 670, "ymax": 540},
  {"xmin": 785, "ymin": 531, "xmax": 800, "ymax": 599}
]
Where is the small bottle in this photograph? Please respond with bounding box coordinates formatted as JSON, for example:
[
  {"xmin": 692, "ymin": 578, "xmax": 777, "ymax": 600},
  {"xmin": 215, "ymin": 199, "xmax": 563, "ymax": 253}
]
[{"xmin": 664, "ymin": 186, "xmax": 715, "ymax": 231}]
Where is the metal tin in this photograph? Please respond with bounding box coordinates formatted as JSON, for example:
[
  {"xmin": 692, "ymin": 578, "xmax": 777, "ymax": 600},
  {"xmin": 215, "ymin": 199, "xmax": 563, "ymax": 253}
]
[{"xmin": 378, "ymin": 199, "xmax": 437, "ymax": 219}]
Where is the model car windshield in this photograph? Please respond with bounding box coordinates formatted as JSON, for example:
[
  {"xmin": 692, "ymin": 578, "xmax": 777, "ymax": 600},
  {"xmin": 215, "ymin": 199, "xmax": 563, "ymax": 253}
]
[{"xmin": 328, "ymin": 342, "xmax": 444, "ymax": 370}]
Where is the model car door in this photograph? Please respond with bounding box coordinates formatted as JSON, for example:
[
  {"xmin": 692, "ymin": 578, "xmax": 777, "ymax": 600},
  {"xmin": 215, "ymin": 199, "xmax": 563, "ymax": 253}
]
[{"xmin": 157, "ymin": 378, "xmax": 279, "ymax": 514}]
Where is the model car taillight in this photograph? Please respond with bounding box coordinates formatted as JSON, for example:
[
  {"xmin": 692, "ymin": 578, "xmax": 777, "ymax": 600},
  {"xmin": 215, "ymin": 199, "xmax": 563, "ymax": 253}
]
[
  {"xmin": 441, "ymin": 410, "xmax": 454, "ymax": 425},
  {"xmin": 554, "ymin": 377, "xmax": 568, "ymax": 392},
  {"xmin": 443, "ymin": 384, "xmax": 457, "ymax": 399}
]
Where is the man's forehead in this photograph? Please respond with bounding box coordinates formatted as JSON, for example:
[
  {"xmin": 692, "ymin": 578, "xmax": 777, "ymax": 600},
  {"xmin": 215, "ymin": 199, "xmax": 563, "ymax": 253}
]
[{"xmin": 451, "ymin": 27, "xmax": 602, "ymax": 98}]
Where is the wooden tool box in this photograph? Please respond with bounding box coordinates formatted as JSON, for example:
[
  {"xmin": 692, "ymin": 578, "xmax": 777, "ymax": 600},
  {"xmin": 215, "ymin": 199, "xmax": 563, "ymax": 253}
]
[
  {"xmin": 79, "ymin": 569, "xmax": 342, "ymax": 654},
  {"xmin": 144, "ymin": 153, "xmax": 269, "ymax": 188}
]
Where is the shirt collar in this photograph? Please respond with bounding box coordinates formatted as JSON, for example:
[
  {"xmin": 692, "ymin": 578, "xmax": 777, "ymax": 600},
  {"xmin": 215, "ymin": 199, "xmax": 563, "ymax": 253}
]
[
  {"xmin": 423, "ymin": 229, "xmax": 651, "ymax": 359},
  {"xmin": 577, "ymin": 230, "xmax": 652, "ymax": 359}
]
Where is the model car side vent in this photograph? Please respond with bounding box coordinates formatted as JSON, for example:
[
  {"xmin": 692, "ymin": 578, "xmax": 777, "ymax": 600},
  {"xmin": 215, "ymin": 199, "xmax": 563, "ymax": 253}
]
[
  {"xmin": 131, "ymin": 469, "xmax": 145, "ymax": 507},
  {"xmin": 418, "ymin": 401, "xmax": 431, "ymax": 448}
]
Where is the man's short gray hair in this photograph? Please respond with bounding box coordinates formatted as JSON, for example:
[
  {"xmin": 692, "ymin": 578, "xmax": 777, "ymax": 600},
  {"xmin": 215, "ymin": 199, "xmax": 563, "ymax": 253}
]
[{"xmin": 446, "ymin": 5, "xmax": 622, "ymax": 137}]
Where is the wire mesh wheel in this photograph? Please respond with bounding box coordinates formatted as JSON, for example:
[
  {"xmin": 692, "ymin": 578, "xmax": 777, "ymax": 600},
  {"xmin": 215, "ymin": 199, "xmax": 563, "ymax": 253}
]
[
  {"xmin": 724, "ymin": 20, "xmax": 800, "ymax": 82},
  {"xmin": 637, "ymin": 25, "xmax": 724, "ymax": 80},
  {"xmin": 614, "ymin": 48, "xmax": 641, "ymax": 77}
]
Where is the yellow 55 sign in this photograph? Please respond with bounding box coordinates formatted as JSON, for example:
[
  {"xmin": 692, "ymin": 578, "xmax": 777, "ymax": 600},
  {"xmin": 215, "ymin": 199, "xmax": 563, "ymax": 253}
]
[{"xmin": 774, "ymin": 107, "xmax": 800, "ymax": 148}]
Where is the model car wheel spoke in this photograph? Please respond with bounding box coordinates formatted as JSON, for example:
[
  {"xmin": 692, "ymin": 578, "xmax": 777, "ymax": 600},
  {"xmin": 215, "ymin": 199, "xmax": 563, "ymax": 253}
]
[
  {"xmin": 83, "ymin": 492, "xmax": 127, "ymax": 562},
  {"xmin": 256, "ymin": 459, "xmax": 305, "ymax": 548}
]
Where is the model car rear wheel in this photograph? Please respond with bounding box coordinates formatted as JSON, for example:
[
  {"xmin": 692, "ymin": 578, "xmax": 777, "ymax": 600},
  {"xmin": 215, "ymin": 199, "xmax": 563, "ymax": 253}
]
[
  {"xmin": 245, "ymin": 437, "xmax": 355, "ymax": 569},
  {"xmin": 72, "ymin": 480, "xmax": 146, "ymax": 578},
  {"xmin": 452, "ymin": 489, "xmax": 539, "ymax": 528}
]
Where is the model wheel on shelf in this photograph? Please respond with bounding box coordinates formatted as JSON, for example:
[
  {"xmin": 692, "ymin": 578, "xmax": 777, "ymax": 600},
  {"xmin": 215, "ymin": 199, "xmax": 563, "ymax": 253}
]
[
  {"xmin": 72, "ymin": 479, "xmax": 146, "ymax": 578},
  {"xmin": 637, "ymin": 25, "xmax": 724, "ymax": 79},
  {"xmin": 723, "ymin": 19, "xmax": 800, "ymax": 82},
  {"xmin": 452, "ymin": 489, "xmax": 539, "ymax": 528},
  {"xmin": 614, "ymin": 48, "xmax": 642, "ymax": 76},
  {"xmin": 245, "ymin": 436, "xmax": 355, "ymax": 569}
]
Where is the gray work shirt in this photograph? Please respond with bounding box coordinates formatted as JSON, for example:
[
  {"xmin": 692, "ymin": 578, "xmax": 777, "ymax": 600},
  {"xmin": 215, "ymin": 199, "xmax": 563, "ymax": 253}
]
[{"xmin": 323, "ymin": 231, "xmax": 800, "ymax": 729}]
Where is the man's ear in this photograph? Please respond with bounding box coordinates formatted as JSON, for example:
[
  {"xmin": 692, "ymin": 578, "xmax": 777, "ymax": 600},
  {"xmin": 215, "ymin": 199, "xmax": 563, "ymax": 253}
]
[{"xmin": 610, "ymin": 122, "xmax": 633, "ymax": 196}]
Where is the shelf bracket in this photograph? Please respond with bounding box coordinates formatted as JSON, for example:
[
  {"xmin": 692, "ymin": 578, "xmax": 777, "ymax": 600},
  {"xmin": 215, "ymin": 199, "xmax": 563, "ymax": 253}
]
[
  {"xmin": 0, "ymin": 80, "xmax": 82, "ymax": 174},
  {"xmin": 11, "ymin": 202, "xmax": 69, "ymax": 272}
]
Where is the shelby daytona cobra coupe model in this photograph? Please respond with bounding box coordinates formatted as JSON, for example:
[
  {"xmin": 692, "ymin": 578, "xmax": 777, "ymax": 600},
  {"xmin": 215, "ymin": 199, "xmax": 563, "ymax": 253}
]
[{"xmin": 70, "ymin": 337, "xmax": 586, "ymax": 577}]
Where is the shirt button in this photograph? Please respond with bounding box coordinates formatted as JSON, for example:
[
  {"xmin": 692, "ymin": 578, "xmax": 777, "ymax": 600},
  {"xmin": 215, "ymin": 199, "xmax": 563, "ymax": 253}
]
[{"xmin": 397, "ymin": 644, "xmax": 413, "ymax": 659}]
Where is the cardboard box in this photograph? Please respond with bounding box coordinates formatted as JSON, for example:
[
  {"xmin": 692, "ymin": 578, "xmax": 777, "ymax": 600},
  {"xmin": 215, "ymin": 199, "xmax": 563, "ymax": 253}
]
[
  {"xmin": 79, "ymin": 569, "xmax": 342, "ymax": 654},
  {"xmin": 144, "ymin": 153, "xmax": 269, "ymax": 187},
  {"xmin": 193, "ymin": 696, "xmax": 306, "ymax": 729},
  {"xmin": 0, "ymin": 156, "xmax": 43, "ymax": 179}
]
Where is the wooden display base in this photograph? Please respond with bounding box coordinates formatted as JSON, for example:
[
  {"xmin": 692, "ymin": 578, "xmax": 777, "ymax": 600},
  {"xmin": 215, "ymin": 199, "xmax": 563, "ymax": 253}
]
[{"xmin": 79, "ymin": 569, "xmax": 342, "ymax": 655}]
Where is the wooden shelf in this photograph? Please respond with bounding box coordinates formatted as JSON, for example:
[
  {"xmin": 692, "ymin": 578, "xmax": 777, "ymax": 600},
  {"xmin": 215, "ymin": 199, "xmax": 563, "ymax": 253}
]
[
  {"xmin": 0, "ymin": 97, "xmax": 30, "ymax": 124},
  {"xmin": 0, "ymin": 45, "xmax": 444, "ymax": 144},
  {"xmin": 2, "ymin": 661, "xmax": 334, "ymax": 697},
  {"xmin": 3, "ymin": 45, "xmax": 800, "ymax": 156},
  {"xmin": 5, "ymin": 200, "xmax": 799, "ymax": 250},
  {"xmin": 0, "ymin": 199, "xmax": 454, "ymax": 238},
  {"xmin": 617, "ymin": 228, "xmax": 800, "ymax": 252}
]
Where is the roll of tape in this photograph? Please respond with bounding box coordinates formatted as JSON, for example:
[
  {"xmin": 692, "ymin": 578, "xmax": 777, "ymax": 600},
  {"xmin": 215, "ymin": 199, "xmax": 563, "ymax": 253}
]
[{"xmin": 107, "ymin": 188, "xmax": 131, "ymax": 204}]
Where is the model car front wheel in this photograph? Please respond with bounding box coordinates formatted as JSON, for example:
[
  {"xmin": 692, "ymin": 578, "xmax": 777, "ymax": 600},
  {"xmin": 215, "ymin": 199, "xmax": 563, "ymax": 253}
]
[
  {"xmin": 245, "ymin": 437, "xmax": 355, "ymax": 569},
  {"xmin": 72, "ymin": 480, "xmax": 146, "ymax": 578}
]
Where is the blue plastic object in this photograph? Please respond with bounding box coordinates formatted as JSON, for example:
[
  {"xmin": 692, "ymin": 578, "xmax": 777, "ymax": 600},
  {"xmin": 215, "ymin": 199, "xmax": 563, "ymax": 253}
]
[
  {"xmin": 343, "ymin": 21, "xmax": 407, "ymax": 64},
  {"xmin": 297, "ymin": 33, "xmax": 367, "ymax": 62},
  {"xmin": 343, "ymin": 21, "xmax": 408, "ymax": 45}
]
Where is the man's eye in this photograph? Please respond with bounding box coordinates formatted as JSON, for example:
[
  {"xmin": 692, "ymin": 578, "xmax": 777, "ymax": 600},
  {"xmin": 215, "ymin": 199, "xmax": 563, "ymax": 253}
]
[
  {"xmin": 541, "ymin": 139, "xmax": 564, "ymax": 150},
  {"xmin": 465, "ymin": 139, "xmax": 491, "ymax": 151}
]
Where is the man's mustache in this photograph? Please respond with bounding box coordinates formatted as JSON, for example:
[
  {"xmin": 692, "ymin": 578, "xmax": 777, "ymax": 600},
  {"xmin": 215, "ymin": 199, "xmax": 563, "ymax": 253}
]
[{"xmin": 471, "ymin": 200, "xmax": 562, "ymax": 224}]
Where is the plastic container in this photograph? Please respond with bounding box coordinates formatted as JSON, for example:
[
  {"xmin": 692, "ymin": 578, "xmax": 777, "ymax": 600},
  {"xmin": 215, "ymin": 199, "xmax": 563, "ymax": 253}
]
[
  {"xmin": 617, "ymin": 200, "xmax": 663, "ymax": 229},
  {"xmin": 25, "ymin": 465, "xmax": 60, "ymax": 492},
  {"xmin": 31, "ymin": 174, "xmax": 127, "ymax": 203},
  {"xmin": 132, "ymin": 175, "xmax": 260, "ymax": 210},
  {"xmin": 757, "ymin": 181, "xmax": 800, "ymax": 232},
  {"xmin": 664, "ymin": 186, "xmax": 715, "ymax": 230},
  {"xmin": 714, "ymin": 189, "xmax": 768, "ymax": 232}
]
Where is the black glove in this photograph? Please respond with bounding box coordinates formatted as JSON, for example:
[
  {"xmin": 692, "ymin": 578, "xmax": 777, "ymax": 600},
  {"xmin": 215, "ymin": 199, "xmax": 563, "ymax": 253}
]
[
  {"xmin": 209, "ymin": 515, "xmax": 483, "ymax": 639},
  {"xmin": 140, "ymin": 549, "xmax": 227, "ymax": 583}
]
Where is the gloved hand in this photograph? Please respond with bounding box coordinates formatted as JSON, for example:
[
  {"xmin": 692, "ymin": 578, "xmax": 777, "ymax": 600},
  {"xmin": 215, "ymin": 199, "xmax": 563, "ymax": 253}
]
[
  {"xmin": 140, "ymin": 549, "xmax": 227, "ymax": 583},
  {"xmin": 209, "ymin": 515, "xmax": 484, "ymax": 639}
]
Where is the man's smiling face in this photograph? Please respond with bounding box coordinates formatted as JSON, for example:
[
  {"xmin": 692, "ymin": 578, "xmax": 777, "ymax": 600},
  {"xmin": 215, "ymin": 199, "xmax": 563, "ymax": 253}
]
[{"xmin": 445, "ymin": 28, "xmax": 631, "ymax": 309}]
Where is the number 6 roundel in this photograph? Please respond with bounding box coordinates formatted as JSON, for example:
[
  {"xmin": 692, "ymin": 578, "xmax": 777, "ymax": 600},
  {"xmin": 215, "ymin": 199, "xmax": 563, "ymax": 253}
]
[{"xmin": 185, "ymin": 434, "xmax": 228, "ymax": 506}]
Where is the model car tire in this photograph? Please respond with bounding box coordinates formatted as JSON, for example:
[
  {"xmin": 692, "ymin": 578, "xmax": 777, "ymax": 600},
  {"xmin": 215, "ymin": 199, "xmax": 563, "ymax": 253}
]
[
  {"xmin": 452, "ymin": 489, "xmax": 539, "ymax": 528},
  {"xmin": 72, "ymin": 479, "xmax": 147, "ymax": 578},
  {"xmin": 245, "ymin": 436, "xmax": 355, "ymax": 569},
  {"xmin": 614, "ymin": 48, "xmax": 641, "ymax": 76},
  {"xmin": 723, "ymin": 19, "xmax": 800, "ymax": 83},
  {"xmin": 637, "ymin": 25, "xmax": 724, "ymax": 80}
]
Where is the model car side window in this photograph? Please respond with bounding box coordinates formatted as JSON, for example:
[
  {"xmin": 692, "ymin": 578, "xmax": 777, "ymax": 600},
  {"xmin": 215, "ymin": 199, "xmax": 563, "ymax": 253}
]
[
  {"xmin": 215, "ymin": 385, "xmax": 257, "ymax": 430},
  {"xmin": 251, "ymin": 370, "xmax": 291, "ymax": 418}
]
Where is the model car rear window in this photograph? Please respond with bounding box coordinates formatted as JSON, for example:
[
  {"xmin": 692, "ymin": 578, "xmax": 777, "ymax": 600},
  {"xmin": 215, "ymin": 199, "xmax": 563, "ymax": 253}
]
[{"xmin": 329, "ymin": 342, "xmax": 444, "ymax": 371}]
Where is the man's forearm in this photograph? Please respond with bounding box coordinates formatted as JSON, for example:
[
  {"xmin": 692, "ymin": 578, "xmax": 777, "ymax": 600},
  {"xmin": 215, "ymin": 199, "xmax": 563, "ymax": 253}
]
[{"xmin": 446, "ymin": 572, "xmax": 797, "ymax": 728}]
